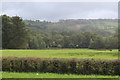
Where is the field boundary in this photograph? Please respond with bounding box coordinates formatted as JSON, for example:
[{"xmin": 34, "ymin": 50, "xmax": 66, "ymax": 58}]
[{"xmin": 2, "ymin": 57, "xmax": 120, "ymax": 75}]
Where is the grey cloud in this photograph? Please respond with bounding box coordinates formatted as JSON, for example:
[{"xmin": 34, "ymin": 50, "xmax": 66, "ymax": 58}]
[{"xmin": 2, "ymin": 2, "xmax": 118, "ymax": 22}]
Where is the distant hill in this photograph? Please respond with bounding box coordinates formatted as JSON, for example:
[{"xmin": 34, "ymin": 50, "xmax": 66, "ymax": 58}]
[{"xmin": 24, "ymin": 19, "xmax": 118, "ymax": 37}]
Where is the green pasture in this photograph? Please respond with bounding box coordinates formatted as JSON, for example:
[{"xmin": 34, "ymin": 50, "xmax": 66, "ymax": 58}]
[
  {"xmin": 2, "ymin": 72, "xmax": 119, "ymax": 78},
  {"xmin": 2, "ymin": 49, "xmax": 118, "ymax": 60}
]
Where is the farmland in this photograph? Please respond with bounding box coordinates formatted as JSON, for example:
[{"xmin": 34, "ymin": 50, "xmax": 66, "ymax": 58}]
[
  {"xmin": 2, "ymin": 49, "xmax": 119, "ymax": 78},
  {"xmin": 1, "ymin": 12, "xmax": 119, "ymax": 78},
  {"xmin": 2, "ymin": 49, "xmax": 118, "ymax": 60}
]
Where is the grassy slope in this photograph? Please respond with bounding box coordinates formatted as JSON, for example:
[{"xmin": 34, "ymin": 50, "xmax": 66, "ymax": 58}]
[
  {"xmin": 2, "ymin": 72, "xmax": 119, "ymax": 78},
  {"xmin": 2, "ymin": 49, "xmax": 118, "ymax": 60}
]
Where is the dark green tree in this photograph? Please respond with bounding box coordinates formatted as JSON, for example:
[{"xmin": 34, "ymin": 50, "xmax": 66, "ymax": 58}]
[
  {"xmin": 2, "ymin": 15, "xmax": 28, "ymax": 49},
  {"xmin": 105, "ymin": 37, "xmax": 118, "ymax": 49},
  {"xmin": 89, "ymin": 35, "xmax": 105, "ymax": 49}
]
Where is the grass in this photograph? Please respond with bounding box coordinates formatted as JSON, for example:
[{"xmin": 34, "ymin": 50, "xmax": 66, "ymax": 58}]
[
  {"xmin": 2, "ymin": 49, "xmax": 118, "ymax": 60},
  {"xmin": 2, "ymin": 49, "xmax": 119, "ymax": 78},
  {"xmin": 2, "ymin": 72, "xmax": 119, "ymax": 78}
]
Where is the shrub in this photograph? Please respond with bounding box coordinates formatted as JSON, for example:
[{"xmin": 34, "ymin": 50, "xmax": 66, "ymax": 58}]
[{"xmin": 2, "ymin": 57, "xmax": 120, "ymax": 75}]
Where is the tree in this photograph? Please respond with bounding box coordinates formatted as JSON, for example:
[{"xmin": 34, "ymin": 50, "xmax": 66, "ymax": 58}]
[
  {"xmin": 89, "ymin": 35, "xmax": 105, "ymax": 49},
  {"xmin": 2, "ymin": 15, "xmax": 28, "ymax": 49},
  {"xmin": 28, "ymin": 36, "xmax": 46, "ymax": 49},
  {"xmin": 81, "ymin": 31, "xmax": 96, "ymax": 48},
  {"xmin": 105, "ymin": 37, "xmax": 118, "ymax": 49}
]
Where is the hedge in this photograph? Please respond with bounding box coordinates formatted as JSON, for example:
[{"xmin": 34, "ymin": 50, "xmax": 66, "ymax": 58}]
[{"xmin": 2, "ymin": 57, "xmax": 120, "ymax": 75}]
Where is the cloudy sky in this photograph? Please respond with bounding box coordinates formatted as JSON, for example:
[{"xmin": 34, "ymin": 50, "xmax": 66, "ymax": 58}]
[{"xmin": 2, "ymin": 2, "xmax": 118, "ymax": 22}]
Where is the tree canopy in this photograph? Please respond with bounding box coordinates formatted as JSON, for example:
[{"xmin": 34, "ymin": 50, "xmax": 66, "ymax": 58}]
[
  {"xmin": 2, "ymin": 15, "xmax": 29, "ymax": 49},
  {"xmin": 2, "ymin": 15, "xmax": 118, "ymax": 49}
]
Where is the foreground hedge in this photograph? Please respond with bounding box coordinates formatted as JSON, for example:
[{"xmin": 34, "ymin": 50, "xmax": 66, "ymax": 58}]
[{"xmin": 2, "ymin": 57, "xmax": 120, "ymax": 75}]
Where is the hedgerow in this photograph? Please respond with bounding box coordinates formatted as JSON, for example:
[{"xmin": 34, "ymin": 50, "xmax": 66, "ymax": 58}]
[{"xmin": 2, "ymin": 57, "xmax": 120, "ymax": 75}]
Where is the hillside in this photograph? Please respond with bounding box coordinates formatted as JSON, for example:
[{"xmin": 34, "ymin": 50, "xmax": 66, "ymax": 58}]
[{"xmin": 24, "ymin": 19, "xmax": 118, "ymax": 37}]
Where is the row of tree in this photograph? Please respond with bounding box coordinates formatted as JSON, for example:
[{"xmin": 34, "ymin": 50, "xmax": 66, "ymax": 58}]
[
  {"xmin": 2, "ymin": 15, "xmax": 118, "ymax": 49},
  {"xmin": 28, "ymin": 31, "xmax": 118, "ymax": 49}
]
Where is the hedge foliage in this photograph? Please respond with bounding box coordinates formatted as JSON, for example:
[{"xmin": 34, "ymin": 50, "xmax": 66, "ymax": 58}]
[{"xmin": 2, "ymin": 57, "xmax": 120, "ymax": 75}]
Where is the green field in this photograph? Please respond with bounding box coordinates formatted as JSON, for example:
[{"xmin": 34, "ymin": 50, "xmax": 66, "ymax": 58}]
[
  {"xmin": 2, "ymin": 49, "xmax": 119, "ymax": 78},
  {"xmin": 2, "ymin": 72, "xmax": 119, "ymax": 78},
  {"xmin": 2, "ymin": 49, "xmax": 118, "ymax": 60}
]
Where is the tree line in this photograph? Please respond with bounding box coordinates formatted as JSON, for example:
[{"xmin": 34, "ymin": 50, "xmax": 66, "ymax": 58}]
[
  {"xmin": 28, "ymin": 30, "xmax": 118, "ymax": 49},
  {"xmin": 2, "ymin": 15, "xmax": 118, "ymax": 49}
]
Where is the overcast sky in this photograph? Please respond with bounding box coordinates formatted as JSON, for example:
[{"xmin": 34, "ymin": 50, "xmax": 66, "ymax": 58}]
[{"xmin": 2, "ymin": 2, "xmax": 118, "ymax": 22}]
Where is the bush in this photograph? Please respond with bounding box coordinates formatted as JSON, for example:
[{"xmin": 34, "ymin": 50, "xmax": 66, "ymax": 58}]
[{"xmin": 2, "ymin": 57, "xmax": 120, "ymax": 75}]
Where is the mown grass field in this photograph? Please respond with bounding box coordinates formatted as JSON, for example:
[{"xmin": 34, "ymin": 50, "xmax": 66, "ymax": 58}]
[
  {"xmin": 2, "ymin": 72, "xmax": 119, "ymax": 78},
  {"xmin": 2, "ymin": 49, "xmax": 118, "ymax": 60}
]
